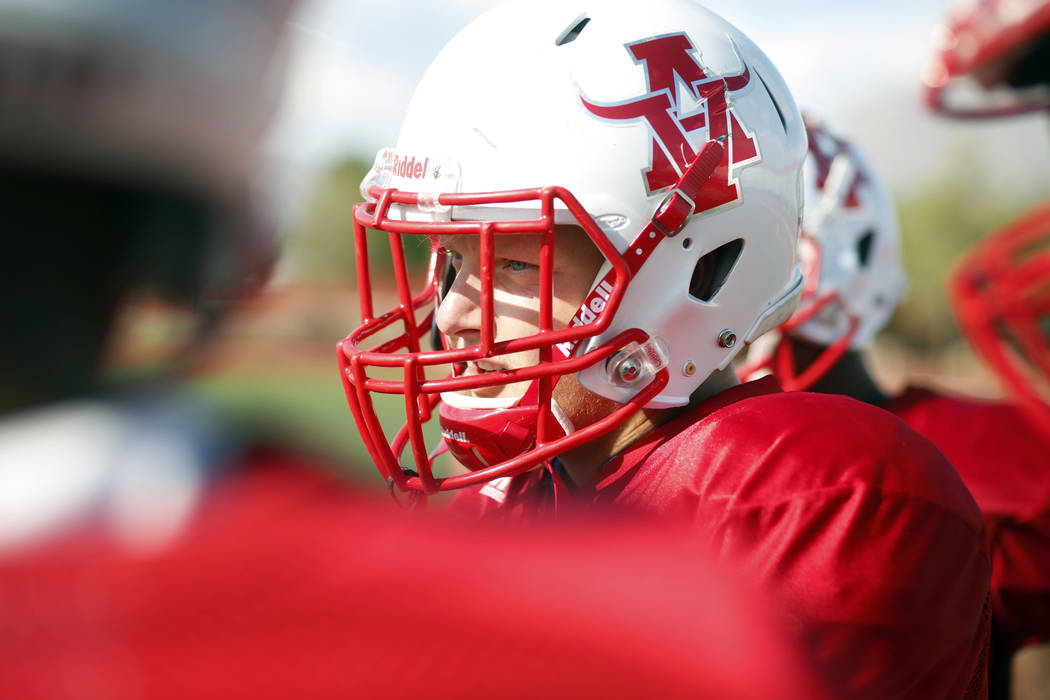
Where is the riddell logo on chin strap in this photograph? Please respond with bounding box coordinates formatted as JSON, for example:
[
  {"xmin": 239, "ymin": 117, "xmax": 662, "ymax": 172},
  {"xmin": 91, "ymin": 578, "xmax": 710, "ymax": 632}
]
[
  {"xmin": 580, "ymin": 32, "xmax": 761, "ymax": 211},
  {"xmin": 441, "ymin": 427, "xmax": 467, "ymax": 443}
]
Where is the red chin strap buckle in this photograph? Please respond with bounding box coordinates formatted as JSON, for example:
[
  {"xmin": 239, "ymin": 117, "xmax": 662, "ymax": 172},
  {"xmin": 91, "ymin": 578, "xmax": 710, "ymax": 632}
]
[{"xmin": 651, "ymin": 136, "xmax": 726, "ymax": 237}]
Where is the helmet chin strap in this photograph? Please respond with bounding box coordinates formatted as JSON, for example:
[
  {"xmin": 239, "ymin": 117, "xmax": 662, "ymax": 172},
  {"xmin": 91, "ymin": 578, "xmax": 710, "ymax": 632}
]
[
  {"xmin": 438, "ymin": 384, "xmax": 579, "ymax": 435},
  {"xmin": 437, "ymin": 378, "xmax": 576, "ymax": 473},
  {"xmin": 438, "ymin": 390, "xmax": 521, "ymax": 411},
  {"xmin": 439, "ymin": 386, "xmax": 577, "ymax": 511},
  {"xmin": 548, "ymin": 396, "xmax": 577, "ymax": 436}
]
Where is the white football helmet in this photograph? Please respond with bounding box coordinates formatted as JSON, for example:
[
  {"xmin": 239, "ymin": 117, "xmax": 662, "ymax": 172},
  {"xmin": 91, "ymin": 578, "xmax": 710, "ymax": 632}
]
[
  {"xmin": 741, "ymin": 115, "xmax": 906, "ymax": 390},
  {"xmin": 340, "ymin": 0, "xmax": 807, "ymax": 495}
]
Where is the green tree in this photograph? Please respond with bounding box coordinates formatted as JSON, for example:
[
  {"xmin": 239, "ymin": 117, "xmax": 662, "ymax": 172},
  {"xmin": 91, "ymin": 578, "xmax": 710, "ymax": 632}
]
[
  {"xmin": 888, "ymin": 146, "xmax": 1037, "ymax": 352},
  {"xmin": 288, "ymin": 156, "xmax": 433, "ymax": 283}
]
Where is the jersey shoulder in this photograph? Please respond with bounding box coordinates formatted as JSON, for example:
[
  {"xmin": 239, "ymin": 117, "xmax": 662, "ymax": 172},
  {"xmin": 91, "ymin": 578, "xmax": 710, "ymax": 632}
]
[
  {"xmin": 633, "ymin": 389, "xmax": 982, "ymax": 531},
  {"xmin": 603, "ymin": 389, "xmax": 991, "ymax": 698},
  {"xmin": 888, "ymin": 387, "xmax": 1050, "ymax": 517}
]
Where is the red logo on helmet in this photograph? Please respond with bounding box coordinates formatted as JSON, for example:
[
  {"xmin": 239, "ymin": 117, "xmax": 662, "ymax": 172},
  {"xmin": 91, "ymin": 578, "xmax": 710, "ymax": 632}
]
[
  {"xmin": 580, "ymin": 33, "xmax": 760, "ymax": 212},
  {"xmin": 806, "ymin": 123, "xmax": 866, "ymax": 209}
]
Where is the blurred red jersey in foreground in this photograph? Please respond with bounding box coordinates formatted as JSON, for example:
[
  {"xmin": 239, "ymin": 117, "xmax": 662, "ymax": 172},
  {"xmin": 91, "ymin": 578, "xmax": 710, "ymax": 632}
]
[{"xmin": 0, "ymin": 451, "xmax": 834, "ymax": 700}]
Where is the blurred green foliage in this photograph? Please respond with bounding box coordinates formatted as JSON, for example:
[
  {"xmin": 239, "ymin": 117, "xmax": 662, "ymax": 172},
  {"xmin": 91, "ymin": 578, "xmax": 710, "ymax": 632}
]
[
  {"xmin": 188, "ymin": 366, "xmax": 441, "ymax": 488},
  {"xmin": 286, "ymin": 158, "xmax": 368, "ymax": 280},
  {"xmin": 888, "ymin": 145, "xmax": 1039, "ymax": 352},
  {"xmin": 190, "ymin": 368, "xmax": 366, "ymax": 467},
  {"xmin": 287, "ymin": 157, "xmax": 432, "ymax": 282}
]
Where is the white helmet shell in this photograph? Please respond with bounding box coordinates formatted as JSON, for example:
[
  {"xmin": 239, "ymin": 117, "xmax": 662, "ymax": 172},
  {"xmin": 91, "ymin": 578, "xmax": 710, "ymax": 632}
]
[
  {"xmin": 791, "ymin": 116, "xmax": 907, "ymax": 350},
  {"xmin": 385, "ymin": 0, "xmax": 807, "ymax": 407}
]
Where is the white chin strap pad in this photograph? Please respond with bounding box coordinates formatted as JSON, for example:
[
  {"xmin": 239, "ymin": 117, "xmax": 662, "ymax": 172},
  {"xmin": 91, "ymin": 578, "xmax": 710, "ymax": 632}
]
[
  {"xmin": 439, "ymin": 391, "xmax": 521, "ymax": 410},
  {"xmin": 549, "ymin": 399, "xmax": 576, "ymax": 436},
  {"xmin": 440, "ymin": 390, "xmax": 576, "ymax": 436}
]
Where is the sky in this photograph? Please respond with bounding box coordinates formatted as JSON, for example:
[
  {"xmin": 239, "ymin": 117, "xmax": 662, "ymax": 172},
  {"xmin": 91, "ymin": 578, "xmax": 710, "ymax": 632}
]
[{"xmin": 264, "ymin": 0, "xmax": 1050, "ymax": 207}]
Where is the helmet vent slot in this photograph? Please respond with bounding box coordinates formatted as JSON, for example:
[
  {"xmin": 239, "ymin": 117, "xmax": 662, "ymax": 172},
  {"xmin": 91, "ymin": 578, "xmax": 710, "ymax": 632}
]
[
  {"xmin": 856, "ymin": 229, "xmax": 875, "ymax": 267},
  {"xmin": 689, "ymin": 238, "xmax": 743, "ymax": 302},
  {"xmin": 555, "ymin": 15, "xmax": 591, "ymax": 46},
  {"xmin": 754, "ymin": 68, "xmax": 786, "ymax": 133}
]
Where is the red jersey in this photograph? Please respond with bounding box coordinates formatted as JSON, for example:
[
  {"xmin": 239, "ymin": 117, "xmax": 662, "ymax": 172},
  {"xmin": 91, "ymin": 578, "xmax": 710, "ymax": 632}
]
[
  {"xmin": 454, "ymin": 377, "xmax": 992, "ymax": 699},
  {"xmin": 887, "ymin": 386, "xmax": 1050, "ymax": 655},
  {"xmin": 0, "ymin": 450, "xmax": 834, "ymax": 699}
]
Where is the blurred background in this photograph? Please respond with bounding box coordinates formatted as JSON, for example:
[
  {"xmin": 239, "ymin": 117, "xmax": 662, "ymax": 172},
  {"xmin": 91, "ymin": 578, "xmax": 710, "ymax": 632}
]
[{"xmin": 177, "ymin": 0, "xmax": 1050, "ymax": 484}]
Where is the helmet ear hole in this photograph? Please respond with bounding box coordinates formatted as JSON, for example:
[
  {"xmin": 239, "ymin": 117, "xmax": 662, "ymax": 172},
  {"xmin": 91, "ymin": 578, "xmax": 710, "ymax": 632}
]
[
  {"xmin": 856, "ymin": 229, "xmax": 875, "ymax": 268},
  {"xmin": 689, "ymin": 238, "xmax": 743, "ymax": 302}
]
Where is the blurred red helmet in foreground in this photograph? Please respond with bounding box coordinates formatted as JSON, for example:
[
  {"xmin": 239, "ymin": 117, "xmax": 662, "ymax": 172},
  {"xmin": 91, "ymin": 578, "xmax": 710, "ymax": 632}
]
[
  {"xmin": 923, "ymin": 0, "xmax": 1050, "ymax": 118},
  {"xmin": 951, "ymin": 198, "xmax": 1050, "ymax": 441}
]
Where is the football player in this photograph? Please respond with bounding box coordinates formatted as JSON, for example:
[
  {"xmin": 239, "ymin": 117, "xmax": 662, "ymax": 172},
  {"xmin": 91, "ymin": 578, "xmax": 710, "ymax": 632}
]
[
  {"xmin": 0, "ymin": 2, "xmax": 838, "ymax": 698},
  {"xmin": 923, "ymin": 1, "xmax": 1050, "ymax": 697},
  {"xmin": 740, "ymin": 113, "xmax": 1050, "ymax": 700},
  {"xmin": 339, "ymin": 0, "xmax": 991, "ymax": 696}
]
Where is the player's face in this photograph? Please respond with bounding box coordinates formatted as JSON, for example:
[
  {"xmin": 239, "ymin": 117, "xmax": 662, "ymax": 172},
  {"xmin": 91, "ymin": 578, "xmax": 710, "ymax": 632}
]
[{"xmin": 434, "ymin": 226, "xmax": 605, "ymax": 402}]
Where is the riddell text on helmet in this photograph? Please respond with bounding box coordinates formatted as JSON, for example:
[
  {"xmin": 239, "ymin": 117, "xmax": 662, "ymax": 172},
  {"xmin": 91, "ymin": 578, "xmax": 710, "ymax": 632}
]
[
  {"xmin": 392, "ymin": 154, "xmax": 430, "ymax": 180},
  {"xmin": 555, "ymin": 279, "xmax": 615, "ymax": 358}
]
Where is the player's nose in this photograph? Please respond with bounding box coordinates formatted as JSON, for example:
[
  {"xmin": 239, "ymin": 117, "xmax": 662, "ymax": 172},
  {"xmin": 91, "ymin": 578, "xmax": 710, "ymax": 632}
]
[{"xmin": 435, "ymin": 267, "xmax": 483, "ymax": 343}]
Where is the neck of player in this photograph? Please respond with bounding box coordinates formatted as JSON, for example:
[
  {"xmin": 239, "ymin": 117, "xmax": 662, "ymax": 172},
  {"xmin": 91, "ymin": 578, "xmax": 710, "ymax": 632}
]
[
  {"xmin": 790, "ymin": 337, "xmax": 888, "ymax": 407},
  {"xmin": 556, "ymin": 367, "xmax": 741, "ymax": 486}
]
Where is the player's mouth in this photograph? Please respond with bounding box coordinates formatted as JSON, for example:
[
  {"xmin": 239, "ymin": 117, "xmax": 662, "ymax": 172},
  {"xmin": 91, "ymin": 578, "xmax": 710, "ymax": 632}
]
[
  {"xmin": 457, "ymin": 361, "xmax": 505, "ymax": 377},
  {"xmin": 450, "ymin": 360, "xmax": 532, "ymax": 401}
]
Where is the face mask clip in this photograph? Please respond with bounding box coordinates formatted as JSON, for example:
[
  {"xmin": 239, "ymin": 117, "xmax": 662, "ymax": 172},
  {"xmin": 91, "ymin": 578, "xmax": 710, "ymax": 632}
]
[
  {"xmin": 604, "ymin": 336, "xmax": 670, "ymax": 392},
  {"xmin": 359, "ymin": 148, "xmax": 463, "ymax": 220},
  {"xmin": 360, "ymin": 147, "xmax": 396, "ymax": 202}
]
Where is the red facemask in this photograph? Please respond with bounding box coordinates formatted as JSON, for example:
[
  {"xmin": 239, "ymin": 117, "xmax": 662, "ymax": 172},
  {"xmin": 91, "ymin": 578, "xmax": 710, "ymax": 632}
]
[
  {"xmin": 338, "ymin": 143, "xmax": 723, "ymax": 500},
  {"xmin": 924, "ymin": 0, "xmax": 1050, "ymax": 118},
  {"xmin": 437, "ymin": 382, "xmax": 569, "ymax": 472},
  {"xmin": 952, "ymin": 198, "xmax": 1050, "ymax": 441},
  {"xmin": 336, "ymin": 184, "xmax": 659, "ymax": 499}
]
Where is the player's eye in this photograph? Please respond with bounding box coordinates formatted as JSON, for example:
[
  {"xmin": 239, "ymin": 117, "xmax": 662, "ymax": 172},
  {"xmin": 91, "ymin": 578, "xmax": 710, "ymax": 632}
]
[{"xmin": 503, "ymin": 259, "xmax": 537, "ymax": 272}]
